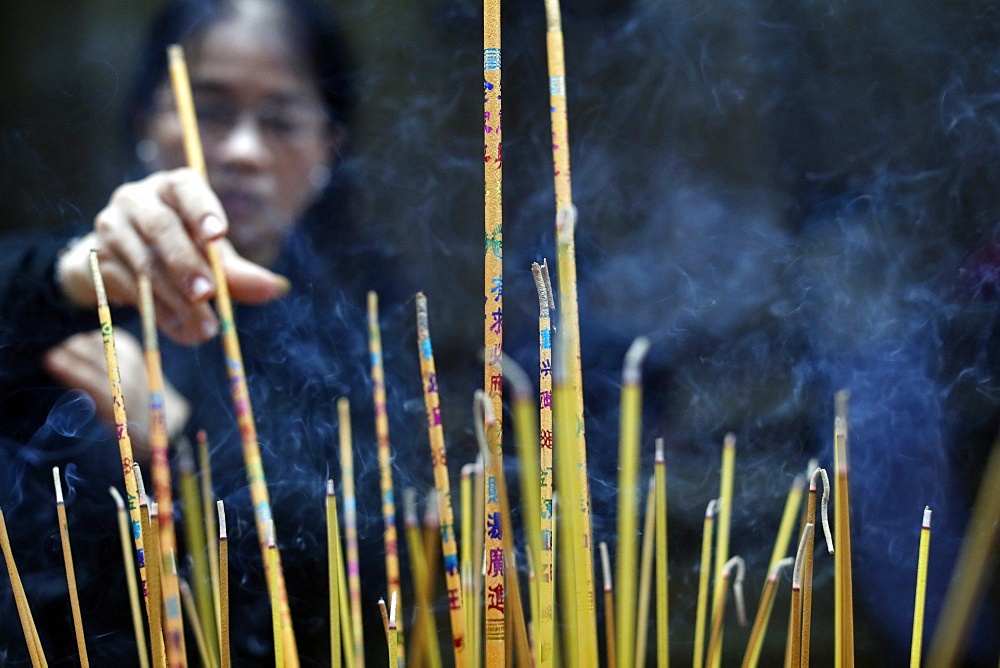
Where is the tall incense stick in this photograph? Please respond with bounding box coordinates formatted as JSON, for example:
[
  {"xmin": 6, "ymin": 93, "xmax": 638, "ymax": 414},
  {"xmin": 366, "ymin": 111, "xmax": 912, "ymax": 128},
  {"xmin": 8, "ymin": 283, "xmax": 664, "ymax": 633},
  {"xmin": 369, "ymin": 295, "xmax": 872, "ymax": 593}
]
[
  {"xmin": 0, "ymin": 505, "xmax": 47, "ymax": 667},
  {"xmin": 325, "ymin": 482, "xmax": 342, "ymax": 668},
  {"xmin": 329, "ymin": 481, "xmax": 356, "ymax": 668},
  {"xmin": 833, "ymin": 391, "xmax": 854, "ymax": 668},
  {"xmin": 111, "ymin": 487, "xmax": 149, "ymax": 668},
  {"xmin": 337, "ymin": 398, "xmax": 365, "ymax": 667},
  {"xmin": 531, "ymin": 260, "xmax": 556, "ymax": 668},
  {"xmin": 197, "ymin": 430, "xmax": 221, "ymax": 662},
  {"xmin": 368, "ymin": 292, "xmax": 407, "ymax": 665},
  {"xmin": 615, "ymin": 337, "xmax": 651, "ymax": 668},
  {"xmin": 471, "ymin": 454, "xmax": 485, "ymax": 668},
  {"xmin": 217, "ymin": 501, "xmax": 230, "ymax": 668},
  {"xmin": 711, "ymin": 434, "xmax": 737, "ymax": 668},
  {"xmin": 89, "ymin": 251, "xmax": 150, "ymax": 613},
  {"xmin": 53, "ymin": 468, "xmax": 88, "ymax": 666},
  {"xmin": 138, "ymin": 273, "xmax": 188, "ymax": 667},
  {"xmin": 654, "ymin": 438, "xmax": 669, "ymax": 668},
  {"xmin": 635, "ymin": 477, "xmax": 657, "ymax": 667},
  {"xmin": 415, "ymin": 293, "xmax": 468, "ymax": 665},
  {"xmin": 135, "ymin": 465, "xmax": 166, "ymax": 667},
  {"xmin": 910, "ymin": 507, "xmax": 931, "ymax": 668},
  {"xmin": 460, "ymin": 463, "xmax": 475, "ymax": 666},
  {"xmin": 694, "ymin": 499, "xmax": 718, "ymax": 668},
  {"xmin": 786, "ymin": 525, "xmax": 813, "ymax": 668},
  {"xmin": 801, "ymin": 468, "xmax": 833, "ymax": 668},
  {"xmin": 404, "ymin": 489, "xmax": 442, "ymax": 668},
  {"xmin": 767, "ymin": 472, "xmax": 807, "ymax": 576},
  {"xmin": 166, "ymin": 45, "xmax": 297, "ymax": 661},
  {"xmin": 741, "ymin": 557, "xmax": 794, "ymax": 668},
  {"xmin": 267, "ymin": 523, "xmax": 283, "ymax": 665}
]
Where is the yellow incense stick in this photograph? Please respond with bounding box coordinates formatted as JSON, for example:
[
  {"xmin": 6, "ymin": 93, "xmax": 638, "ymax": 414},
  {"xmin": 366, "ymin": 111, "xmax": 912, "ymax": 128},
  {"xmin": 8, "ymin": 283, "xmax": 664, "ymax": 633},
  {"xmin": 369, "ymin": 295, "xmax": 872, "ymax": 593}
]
[
  {"xmin": 415, "ymin": 294, "xmax": 467, "ymax": 665},
  {"xmin": 705, "ymin": 555, "xmax": 747, "ymax": 667},
  {"xmin": 329, "ymin": 483, "xmax": 356, "ymax": 668},
  {"xmin": 167, "ymin": 45, "xmax": 297, "ymax": 662},
  {"xmin": 711, "ymin": 434, "xmax": 737, "ymax": 668},
  {"xmin": 654, "ymin": 438, "xmax": 669, "ymax": 668},
  {"xmin": 833, "ymin": 391, "xmax": 854, "ymax": 668},
  {"xmin": 337, "ymin": 398, "xmax": 365, "ymax": 667},
  {"xmin": 266, "ymin": 523, "xmax": 283, "ymax": 666},
  {"xmin": 928, "ymin": 435, "xmax": 1000, "ymax": 665},
  {"xmin": 217, "ymin": 501, "xmax": 230, "ymax": 668},
  {"xmin": 197, "ymin": 430, "xmax": 221, "ymax": 662},
  {"xmin": 694, "ymin": 499, "xmax": 718, "ymax": 668},
  {"xmin": 135, "ymin": 465, "xmax": 166, "ymax": 667},
  {"xmin": 472, "ymin": 454, "xmax": 485, "ymax": 668},
  {"xmin": 179, "ymin": 577, "xmax": 213, "ymax": 668},
  {"xmin": 767, "ymin": 473, "xmax": 806, "ymax": 576},
  {"xmin": 741, "ymin": 557, "xmax": 794, "ymax": 668},
  {"xmin": 138, "ymin": 273, "xmax": 188, "ymax": 667},
  {"xmin": 389, "ymin": 592, "xmax": 400, "ymax": 668},
  {"xmin": 531, "ymin": 259, "xmax": 556, "ymax": 668},
  {"xmin": 634, "ymin": 477, "xmax": 656, "ymax": 667},
  {"xmin": 52, "ymin": 468, "xmax": 88, "ymax": 666},
  {"xmin": 460, "ymin": 463, "xmax": 475, "ymax": 665},
  {"xmin": 910, "ymin": 507, "xmax": 931, "ymax": 668},
  {"xmin": 615, "ymin": 337, "xmax": 651, "ymax": 668},
  {"xmin": 599, "ymin": 542, "xmax": 616, "ymax": 668},
  {"xmin": 177, "ymin": 437, "xmax": 214, "ymax": 659},
  {"xmin": 89, "ymin": 251, "xmax": 150, "ymax": 613},
  {"xmin": 403, "ymin": 489, "xmax": 441, "ymax": 668},
  {"xmin": 110, "ymin": 487, "xmax": 149, "ymax": 668},
  {"xmin": 0, "ymin": 505, "xmax": 47, "ymax": 667},
  {"xmin": 325, "ymin": 482, "xmax": 342, "ymax": 668},
  {"xmin": 368, "ymin": 292, "xmax": 407, "ymax": 665}
]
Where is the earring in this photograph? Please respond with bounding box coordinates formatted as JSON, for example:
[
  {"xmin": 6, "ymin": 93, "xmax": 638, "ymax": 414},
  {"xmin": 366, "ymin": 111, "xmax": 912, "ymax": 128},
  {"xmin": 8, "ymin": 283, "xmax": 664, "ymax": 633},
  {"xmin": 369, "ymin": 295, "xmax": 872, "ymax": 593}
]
[
  {"xmin": 136, "ymin": 139, "xmax": 158, "ymax": 164},
  {"xmin": 309, "ymin": 164, "xmax": 332, "ymax": 190}
]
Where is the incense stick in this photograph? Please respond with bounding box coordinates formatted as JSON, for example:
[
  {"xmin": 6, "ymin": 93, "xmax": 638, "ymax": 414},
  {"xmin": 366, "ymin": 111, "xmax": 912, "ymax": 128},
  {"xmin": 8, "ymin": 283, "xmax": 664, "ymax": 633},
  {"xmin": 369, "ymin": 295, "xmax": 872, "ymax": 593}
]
[
  {"xmin": 711, "ymin": 434, "xmax": 737, "ymax": 668},
  {"xmin": 138, "ymin": 273, "xmax": 188, "ymax": 667},
  {"xmin": 786, "ymin": 524, "xmax": 813, "ymax": 668},
  {"xmin": 217, "ymin": 501, "xmax": 230, "ymax": 668},
  {"xmin": 403, "ymin": 488, "xmax": 440, "ymax": 668},
  {"xmin": 615, "ymin": 337, "xmax": 651, "ymax": 668},
  {"xmin": 0, "ymin": 505, "xmax": 47, "ymax": 667},
  {"xmin": 460, "ymin": 463, "xmax": 475, "ymax": 666},
  {"xmin": 110, "ymin": 487, "xmax": 149, "ymax": 668},
  {"xmin": 654, "ymin": 438, "xmax": 669, "ymax": 668},
  {"xmin": 328, "ymin": 481, "xmax": 355, "ymax": 668},
  {"xmin": 634, "ymin": 476, "xmax": 656, "ymax": 667},
  {"xmin": 166, "ymin": 45, "xmax": 297, "ymax": 661},
  {"xmin": 378, "ymin": 597, "xmax": 390, "ymax": 644},
  {"xmin": 389, "ymin": 592, "xmax": 399, "ymax": 668},
  {"xmin": 177, "ymin": 437, "xmax": 214, "ymax": 661},
  {"xmin": 52, "ymin": 467, "xmax": 89, "ymax": 666},
  {"xmin": 415, "ymin": 293, "xmax": 467, "ymax": 665},
  {"xmin": 599, "ymin": 542, "xmax": 617, "ymax": 668},
  {"xmin": 705, "ymin": 555, "xmax": 747, "ymax": 667},
  {"xmin": 767, "ymin": 473, "xmax": 806, "ymax": 576},
  {"xmin": 471, "ymin": 454, "xmax": 485, "ymax": 668},
  {"xmin": 531, "ymin": 259, "xmax": 556, "ymax": 668},
  {"xmin": 741, "ymin": 557, "xmax": 795, "ymax": 668},
  {"xmin": 910, "ymin": 507, "xmax": 931, "ymax": 668},
  {"xmin": 180, "ymin": 577, "xmax": 214, "ymax": 668},
  {"xmin": 801, "ymin": 468, "xmax": 833, "ymax": 668},
  {"xmin": 135, "ymin": 464, "xmax": 166, "ymax": 667},
  {"xmin": 197, "ymin": 430, "xmax": 221, "ymax": 662},
  {"xmin": 368, "ymin": 291, "xmax": 407, "ymax": 666},
  {"xmin": 325, "ymin": 482, "xmax": 341, "ymax": 668},
  {"xmin": 266, "ymin": 523, "xmax": 283, "ymax": 666},
  {"xmin": 694, "ymin": 499, "xmax": 718, "ymax": 668},
  {"xmin": 336, "ymin": 397, "xmax": 365, "ymax": 667},
  {"xmin": 833, "ymin": 391, "xmax": 854, "ymax": 668}
]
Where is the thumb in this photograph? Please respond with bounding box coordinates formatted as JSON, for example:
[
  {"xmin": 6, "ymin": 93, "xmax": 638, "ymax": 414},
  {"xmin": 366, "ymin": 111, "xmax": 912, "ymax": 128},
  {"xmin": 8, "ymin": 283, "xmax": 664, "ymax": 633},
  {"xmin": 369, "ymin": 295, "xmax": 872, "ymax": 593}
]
[{"xmin": 215, "ymin": 239, "xmax": 291, "ymax": 304}]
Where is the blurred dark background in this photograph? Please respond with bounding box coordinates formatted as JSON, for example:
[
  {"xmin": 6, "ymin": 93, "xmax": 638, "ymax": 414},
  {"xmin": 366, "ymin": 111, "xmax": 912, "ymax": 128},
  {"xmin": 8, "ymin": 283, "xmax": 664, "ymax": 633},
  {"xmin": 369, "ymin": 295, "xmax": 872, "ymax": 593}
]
[{"xmin": 4, "ymin": 0, "xmax": 1000, "ymax": 664}]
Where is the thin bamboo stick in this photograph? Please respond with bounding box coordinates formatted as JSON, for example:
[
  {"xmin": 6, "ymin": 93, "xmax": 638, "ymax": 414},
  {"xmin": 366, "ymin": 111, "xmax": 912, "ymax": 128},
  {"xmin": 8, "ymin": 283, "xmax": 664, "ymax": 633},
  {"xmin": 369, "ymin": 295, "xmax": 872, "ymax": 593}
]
[
  {"xmin": 910, "ymin": 507, "xmax": 931, "ymax": 668},
  {"xmin": 52, "ymin": 467, "xmax": 88, "ymax": 666},
  {"xmin": 694, "ymin": 499, "xmax": 718, "ymax": 668},
  {"xmin": 111, "ymin": 487, "xmax": 149, "ymax": 668},
  {"xmin": 0, "ymin": 505, "xmax": 47, "ymax": 667}
]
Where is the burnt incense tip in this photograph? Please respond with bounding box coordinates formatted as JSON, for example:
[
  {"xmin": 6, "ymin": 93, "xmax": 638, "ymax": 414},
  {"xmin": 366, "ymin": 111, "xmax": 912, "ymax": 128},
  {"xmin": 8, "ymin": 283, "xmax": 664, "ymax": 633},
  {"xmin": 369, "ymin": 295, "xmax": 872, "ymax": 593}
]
[
  {"xmin": 266, "ymin": 520, "xmax": 275, "ymax": 549},
  {"xmin": 217, "ymin": 499, "xmax": 227, "ymax": 540},
  {"xmin": 88, "ymin": 250, "xmax": 109, "ymax": 306},
  {"xmin": 461, "ymin": 463, "xmax": 473, "ymax": 479},
  {"xmin": 175, "ymin": 436, "xmax": 196, "ymax": 474},
  {"xmin": 622, "ymin": 335, "xmax": 651, "ymax": 383},
  {"xmin": 922, "ymin": 506, "xmax": 932, "ymax": 529},
  {"xmin": 326, "ymin": 479, "xmax": 335, "ymax": 496},
  {"xmin": 52, "ymin": 466, "xmax": 64, "ymax": 505},
  {"xmin": 655, "ymin": 437, "xmax": 665, "ymax": 463},
  {"xmin": 150, "ymin": 501, "xmax": 159, "ymax": 519},
  {"xmin": 423, "ymin": 490, "xmax": 440, "ymax": 528},
  {"xmin": 792, "ymin": 523, "xmax": 814, "ymax": 588},
  {"xmin": 769, "ymin": 556, "xmax": 795, "ymax": 582},
  {"xmin": 556, "ymin": 204, "xmax": 577, "ymax": 243},
  {"xmin": 598, "ymin": 541, "xmax": 613, "ymax": 592},
  {"xmin": 134, "ymin": 463, "xmax": 148, "ymax": 506},
  {"xmin": 389, "ymin": 591, "xmax": 398, "ymax": 628},
  {"xmin": 403, "ymin": 488, "xmax": 419, "ymax": 528},
  {"xmin": 724, "ymin": 432, "xmax": 736, "ymax": 450},
  {"xmin": 109, "ymin": 486, "xmax": 124, "ymax": 510},
  {"xmin": 706, "ymin": 498, "xmax": 719, "ymax": 518}
]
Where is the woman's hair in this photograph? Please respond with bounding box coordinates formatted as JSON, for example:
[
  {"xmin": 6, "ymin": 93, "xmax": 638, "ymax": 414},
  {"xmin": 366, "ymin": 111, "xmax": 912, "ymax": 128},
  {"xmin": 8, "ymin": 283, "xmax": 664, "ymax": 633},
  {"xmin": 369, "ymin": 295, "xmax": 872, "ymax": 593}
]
[{"xmin": 128, "ymin": 0, "xmax": 356, "ymax": 143}]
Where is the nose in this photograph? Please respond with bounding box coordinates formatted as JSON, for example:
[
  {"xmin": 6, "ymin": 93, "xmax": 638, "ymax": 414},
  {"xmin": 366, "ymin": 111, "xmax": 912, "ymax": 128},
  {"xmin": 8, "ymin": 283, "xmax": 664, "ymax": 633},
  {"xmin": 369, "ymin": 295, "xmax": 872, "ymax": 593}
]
[{"xmin": 212, "ymin": 114, "xmax": 271, "ymax": 171}]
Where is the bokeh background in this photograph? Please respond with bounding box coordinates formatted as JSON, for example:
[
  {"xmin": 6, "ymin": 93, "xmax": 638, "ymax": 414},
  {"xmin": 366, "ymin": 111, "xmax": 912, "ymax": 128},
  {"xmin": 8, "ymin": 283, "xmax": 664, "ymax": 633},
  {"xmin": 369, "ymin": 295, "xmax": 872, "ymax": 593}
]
[{"xmin": 4, "ymin": 0, "xmax": 1000, "ymax": 664}]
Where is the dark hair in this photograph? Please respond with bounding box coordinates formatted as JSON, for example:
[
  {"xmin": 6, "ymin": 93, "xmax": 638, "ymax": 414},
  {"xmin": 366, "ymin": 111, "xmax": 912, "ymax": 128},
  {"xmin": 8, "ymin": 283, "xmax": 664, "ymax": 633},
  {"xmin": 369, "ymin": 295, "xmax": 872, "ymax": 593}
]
[{"xmin": 128, "ymin": 0, "xmax": 356, "ymax": 143}]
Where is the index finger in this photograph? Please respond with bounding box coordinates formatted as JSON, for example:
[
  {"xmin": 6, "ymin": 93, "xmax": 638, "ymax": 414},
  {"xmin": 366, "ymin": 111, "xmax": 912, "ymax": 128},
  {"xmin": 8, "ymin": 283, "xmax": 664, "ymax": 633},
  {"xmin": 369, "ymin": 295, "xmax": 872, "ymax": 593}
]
[{"xmin": 156, "ymin": 167, "xmax": 229, "ymax": 244}]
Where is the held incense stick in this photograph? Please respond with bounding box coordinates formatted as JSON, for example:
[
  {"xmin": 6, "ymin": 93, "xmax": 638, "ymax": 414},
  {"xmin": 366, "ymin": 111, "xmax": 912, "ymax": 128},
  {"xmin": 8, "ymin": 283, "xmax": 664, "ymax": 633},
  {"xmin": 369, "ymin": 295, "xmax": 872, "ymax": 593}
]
[
  {"xmin": 337, "ymin": 397, "xmax": 365, "ymax": 667},
  {"xmin": 705, "ymin": 555, "xmax": 747, "ymax": 668},
  {"xmin": 712, "ymin": 434, "xmax": 737, "ymax": 668},
  {"xmin": 111, "ymin": 487, "xmax": 149, "ymax": 668},
  {"xmin": 89, "ymin": 251, "xmax": 150, "ymax": 610},
  {"xmin": 532, "ymin": 259, "xmax": 556, "ymax": 668},
  {"xmin": 599, "ymin": 542, "xmax": 617, "ymax": 668},
  {"xmin": 694, "ymin": 499, "xmax": 718, "ymax": 668},
  {"xmin": 326, "ymin": 482, "xmax": 342, "ymax": 668},
  {"xmin": 635, "ymin": 477, "xmax": 657, "ymax": 667},
  {"xmin": 741, "ymin": 557, "xmax": 795, "ymax": 668},
  {"xmin": 136, "ymin": 465, "xmax": 167, "ymax": 667},
  {"xmin": 368, "ymin": 291, "xmax": 407, "ymax": 666},
  {"xmin": 0, "ymin": 505, "xmax": 47, "ymax": 667},
  {"xmin": 615, "ymin": 336, "xmax": 651, "ymax": 668},
  {"xmin": 218, "ymin": 501, "xmax": 230, "ymax": 668},
  {"xmin": 53, "ymin": 467, "xmax": 89, "ymax": 666},
  {"xmin": 167, "ymin": 45, "xmax": 297, "ymax": 661},
  {"xmin": 197, "ymin": 430, "xmax": 221, "ymax": 660},
  {"xmin": 138, "ymin": 273, "xmax": 188, "ymax": 667},
  {"xmin": 654, "ymin": 438, "xmax": 669, "ymax": 668},
  {"xmin": 415, "ymin": 293, "xmax": 468, "ymax": 665},
  {"xmin": 910, "ymin": 506, "xmax": 931, "ymax": 668}
]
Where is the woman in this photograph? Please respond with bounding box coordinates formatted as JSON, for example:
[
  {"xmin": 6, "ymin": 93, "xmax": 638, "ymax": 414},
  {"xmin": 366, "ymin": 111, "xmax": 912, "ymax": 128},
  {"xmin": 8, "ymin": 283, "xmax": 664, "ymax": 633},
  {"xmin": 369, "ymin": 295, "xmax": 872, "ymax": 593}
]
[{"xmin": 0, "ymin": 0, "xmax": 410, "ymax": 662}]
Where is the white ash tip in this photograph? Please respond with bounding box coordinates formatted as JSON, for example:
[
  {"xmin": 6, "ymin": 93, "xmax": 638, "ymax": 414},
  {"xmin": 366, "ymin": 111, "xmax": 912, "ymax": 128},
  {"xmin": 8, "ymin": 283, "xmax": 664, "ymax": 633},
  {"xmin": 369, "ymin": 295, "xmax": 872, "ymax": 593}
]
[
  {"xmin": 52, "ymin": 467, "xmax": 64, "ymax": 504},
  {"xmin": 922, "ymin": 506, "xmax": 932, "ymax": 529},
  {"xmin": 217, "ymin": 500, "xmax": 227, "ymax": 540},
  {"xmin": 109, "ymin": 486, "xmax": 124, "ymax": 510},
  {"xmin": 622, "ymin": 336, "xmax": 651, "ymax": 383},
  {"xmin": 326, "ymin": 479, "xmax": 335, "ymax": 496}
]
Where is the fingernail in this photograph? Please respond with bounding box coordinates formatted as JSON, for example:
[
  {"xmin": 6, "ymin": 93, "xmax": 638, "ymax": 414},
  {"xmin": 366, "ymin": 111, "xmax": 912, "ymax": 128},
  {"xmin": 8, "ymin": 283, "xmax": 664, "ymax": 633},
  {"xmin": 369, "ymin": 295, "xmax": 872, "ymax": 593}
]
[
  {"xmin": 274, "ymin": 274, "xmax": 291, "ymax": 297},
  {"xmin": 201, "ymin": 214, "xmax": 226, "ymax": 239},
  {"xmin": 190, "ymin": 275, "xmax": 214, "ymax": 301},
  {"xmin": 201, "ymin": 318, "xmax": 219, "ymax": 339}
]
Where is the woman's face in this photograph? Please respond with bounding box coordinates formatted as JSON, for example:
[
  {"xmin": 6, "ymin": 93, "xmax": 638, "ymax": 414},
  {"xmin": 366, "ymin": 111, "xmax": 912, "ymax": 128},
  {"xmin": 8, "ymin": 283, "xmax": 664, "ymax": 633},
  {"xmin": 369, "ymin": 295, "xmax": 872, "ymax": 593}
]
[{"xmin": 144, "ymin": 3, "xmax": 340, "ymax": 266}]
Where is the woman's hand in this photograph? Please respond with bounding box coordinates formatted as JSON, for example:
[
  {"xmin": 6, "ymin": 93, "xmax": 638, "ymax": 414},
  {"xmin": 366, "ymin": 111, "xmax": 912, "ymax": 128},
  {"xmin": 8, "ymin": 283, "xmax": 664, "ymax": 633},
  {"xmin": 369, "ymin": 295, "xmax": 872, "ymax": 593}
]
[
  {"xmin": 43, "ymin": 329, "xmax": 191, "ymax": 464},
  {"xmin": 57, "ymin": 168, "xmax": 289, "ymax": 345}
]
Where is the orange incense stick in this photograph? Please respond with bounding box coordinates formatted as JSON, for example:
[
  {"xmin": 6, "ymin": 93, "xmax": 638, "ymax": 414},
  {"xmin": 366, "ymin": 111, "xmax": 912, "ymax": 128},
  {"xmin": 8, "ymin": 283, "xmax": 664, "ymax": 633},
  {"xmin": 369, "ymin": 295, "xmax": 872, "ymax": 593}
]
[
  {"xmin": 599, "ymin": 541, "xmax": 617, "ymax": 668},
  {"xmin": 89, "ymin": 251, "xmax": 150, "ymax": 611},
  {"xmin": 138, "ymin": 273, "xmax": 188, "ymax": 667},
  {"xmin": 786, "ymin": 524, "xmax": 813, "ymax": 668},
  {"xmin": 694, "ymin": 499, "xmax": 718, "ymax": 668},
  {"xmin": 531, "ymin": 259, "xmax": 556, "ymax": 668},
  {"xmin": 166, "ymin": 45, "xmax": 297, "ymax": 662},
  {"xmin": 368, "ymin": 291, "xmax": 407, "ymax": 665},
  {"xmin": 801, "ymin": 468, "xmax": 833, "ymax": 668},
  {"xmin": 378, "ymin": 597, "xmax": 390, "ymax": 645},
  {"xmin": 635, "ymin": 476, "xmax": 657, "ymax": 667},
  {"xmin": 415, "ymin": 293, "xmax": 468, "ymax": 665},
  {"xmin": 111, "ymin": 487, "xmax": 149, "ymax": 668},
  {"xmin": 53, "ymin": 468, "xmax": 89, "ymax": 666},
  {"xmin": 0, "ymin": 505, "xmax": 47, "ymax": 667},
  {"xmin": 741, "ymin": 557, "xmax": 794, "ymax": 668},
  {"xmin": 337, "ymin": 398, "xmax": 365, "ymax": 667},
  {"xmin": 705, "ymin": 555, "xmax": 747, "ymax": 668},
  {"xmin": 217, "ymin": 501, "xmax": 230, "ymax": 668}
]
